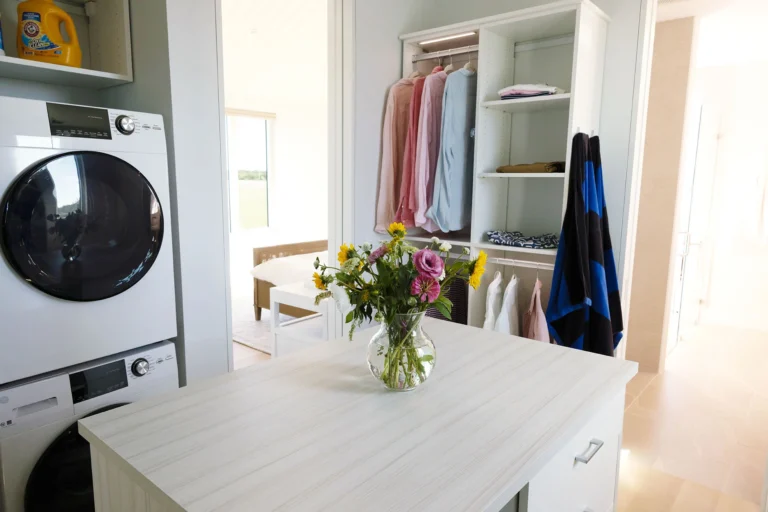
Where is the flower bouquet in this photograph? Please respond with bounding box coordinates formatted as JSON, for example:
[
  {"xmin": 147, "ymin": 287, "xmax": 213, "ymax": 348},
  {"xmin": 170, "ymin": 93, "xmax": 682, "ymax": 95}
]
[{"xmin": 313, "ymin": 222, "xmax": 487, "ymax": 390}]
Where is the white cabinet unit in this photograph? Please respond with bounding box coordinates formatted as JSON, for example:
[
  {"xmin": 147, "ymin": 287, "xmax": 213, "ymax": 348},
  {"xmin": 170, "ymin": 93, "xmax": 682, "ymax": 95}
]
[
  {"xmin": 396, "ymin": 0, "xmax": 608, "ymax": 328},
  {"xmin": 0, "ymin": 0, "xmax": 132, "ymax": 87}
]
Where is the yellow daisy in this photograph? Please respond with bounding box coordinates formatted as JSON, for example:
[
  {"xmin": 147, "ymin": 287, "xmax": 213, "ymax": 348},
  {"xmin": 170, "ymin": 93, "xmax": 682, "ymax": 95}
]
[
  {"xmin": 468, "ymin": 251, "xmax": 487, "ymax": 290},
  {"xmin": 337, "ymin": 243, "xmax": 355, "ymax": 264},
  {"xmin": 312, "ymin": 272, "xmax": 326, "ymax": 290},
  {"xmin": 387, "ymin": 222, "xmax": 406, "ymax": 239}
]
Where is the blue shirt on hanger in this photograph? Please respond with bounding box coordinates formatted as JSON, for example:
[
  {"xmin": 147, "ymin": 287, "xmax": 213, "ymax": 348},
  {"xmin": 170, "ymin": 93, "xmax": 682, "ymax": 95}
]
[{"xmin": 426, "ymin": 68, "xmax": 477, "ymax": 233}]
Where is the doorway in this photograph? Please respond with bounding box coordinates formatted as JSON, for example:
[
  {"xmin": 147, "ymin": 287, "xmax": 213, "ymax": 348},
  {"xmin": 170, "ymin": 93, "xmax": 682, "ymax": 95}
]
[{"xmin": 220, "ymin": 0, "xmax": 332, "ymax": 368}]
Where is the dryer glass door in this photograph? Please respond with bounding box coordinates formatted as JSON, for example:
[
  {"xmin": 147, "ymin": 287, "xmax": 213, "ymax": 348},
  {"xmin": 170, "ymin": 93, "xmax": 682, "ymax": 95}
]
[{"xmin": 0, "ymin": 151, "xmax": 164, "ymax": 301}]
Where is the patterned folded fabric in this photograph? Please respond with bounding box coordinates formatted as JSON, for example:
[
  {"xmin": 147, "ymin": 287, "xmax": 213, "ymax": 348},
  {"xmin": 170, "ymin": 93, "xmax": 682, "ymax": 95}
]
[{"xmin": 486, "ymin": 231, "xmax": 560, "ymax": 250}]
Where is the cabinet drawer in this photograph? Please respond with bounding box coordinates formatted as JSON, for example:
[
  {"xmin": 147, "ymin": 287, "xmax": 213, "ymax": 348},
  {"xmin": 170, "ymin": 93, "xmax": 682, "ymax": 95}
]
[{"xmin": 525, "ymin": 392, "xmax": 625, "ymax": 512}]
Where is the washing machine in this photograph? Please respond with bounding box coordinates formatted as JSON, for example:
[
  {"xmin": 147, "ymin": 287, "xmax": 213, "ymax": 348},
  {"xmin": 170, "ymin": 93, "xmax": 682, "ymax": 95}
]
[
  {"xmin": 0, "ymin": 341, "xmax": 178, "ymax": 512},
  {"xmin": 0, "ymin": 97, "xmax": 177, "ymax": 385}
]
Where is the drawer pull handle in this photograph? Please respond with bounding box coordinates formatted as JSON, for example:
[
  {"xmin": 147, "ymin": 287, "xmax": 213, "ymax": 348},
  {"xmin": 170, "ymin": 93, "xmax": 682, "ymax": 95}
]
[{"xmin": 575, "ymin": 438, "xmax": 604, "ymax": 464}]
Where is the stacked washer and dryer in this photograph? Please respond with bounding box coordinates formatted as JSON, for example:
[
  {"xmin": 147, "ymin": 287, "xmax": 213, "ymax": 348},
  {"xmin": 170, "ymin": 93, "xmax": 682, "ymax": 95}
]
[{"xmin": 0, "ymin": 97, "xmax": 180, "ymax": 511}]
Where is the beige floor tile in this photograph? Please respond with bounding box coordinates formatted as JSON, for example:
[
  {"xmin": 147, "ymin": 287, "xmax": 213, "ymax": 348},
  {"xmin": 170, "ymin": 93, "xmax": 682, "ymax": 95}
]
[
  {"xmin": 714, "ymin": 492, "xmax": 761, "ymax": 512},
  {"xmin": 619, "ymin": 325, "xmax": 768, "ymax": 510},
  {"xmin": 625, "ymin": 371, "xmax": 657, "ymax": 409},
  {"xmin": 723, "ymin": 458, "xmax": 766, "ymax": 505},
  {"xmin": 670, "ymin": 480, "xmax": 721, "ymax": 512}
]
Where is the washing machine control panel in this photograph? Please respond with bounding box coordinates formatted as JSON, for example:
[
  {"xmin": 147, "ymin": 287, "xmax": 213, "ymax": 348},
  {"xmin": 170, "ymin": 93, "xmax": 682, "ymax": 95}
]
[
  {"xmin": 131, "ymin": 358, "xmax": 150, "ymax": 377},
  {"xmin": 115, "ymin": 115, "xmax": 136, "ymax": 135}
]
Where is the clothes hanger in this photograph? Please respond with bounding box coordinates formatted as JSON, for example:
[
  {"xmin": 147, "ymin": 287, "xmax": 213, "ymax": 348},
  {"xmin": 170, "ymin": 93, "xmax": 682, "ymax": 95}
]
[
  {"xmin": 445, "ymin": 53, "xmax": 455, "ymax": 74},
  {"xmin": 463, "ymin": 46, "xmax": 476, "ymax": 72}
]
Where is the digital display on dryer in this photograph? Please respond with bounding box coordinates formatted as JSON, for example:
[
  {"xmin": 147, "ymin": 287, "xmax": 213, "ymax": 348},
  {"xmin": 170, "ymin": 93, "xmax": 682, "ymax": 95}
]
[
  {"xmin": 47, "ymin": 103, "xmax": 113, "ymax": 139},
  {"xmin": 69, "ymin": 360, "xmax": 128, "ymax": 404}
]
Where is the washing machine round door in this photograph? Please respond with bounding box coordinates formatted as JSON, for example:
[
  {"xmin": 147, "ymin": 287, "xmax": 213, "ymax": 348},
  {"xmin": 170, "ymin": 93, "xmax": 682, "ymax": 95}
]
[
  {"xmin": 24, "ymin": 403, "xmax": 128, "ymax": 512},
  {"xmin": 0, "ymin": 151, "xmax": 164, "ymax": 302}
]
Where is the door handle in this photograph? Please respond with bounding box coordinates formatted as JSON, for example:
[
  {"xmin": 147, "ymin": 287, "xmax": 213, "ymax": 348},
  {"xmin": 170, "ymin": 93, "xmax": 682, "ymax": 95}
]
[{"xmin": 575, "ymin": 438, "xmax": 604, "ymax": 464}]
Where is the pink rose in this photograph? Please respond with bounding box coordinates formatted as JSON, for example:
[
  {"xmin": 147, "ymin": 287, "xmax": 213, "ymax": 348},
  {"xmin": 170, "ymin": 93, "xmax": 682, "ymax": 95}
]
[
  {"xmin": 413, "ymin": 248, "xmax": 444, "ymax": 279},
  {"xmin": 411, "ymin": 275, "xmax": 440, "ymax": 303}
]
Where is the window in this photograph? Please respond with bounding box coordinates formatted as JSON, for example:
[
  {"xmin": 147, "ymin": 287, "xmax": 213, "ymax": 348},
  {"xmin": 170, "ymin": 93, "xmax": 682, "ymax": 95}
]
[{"xmin": 225, "ymin": 111, "xmax": 273, "ymax": 231}]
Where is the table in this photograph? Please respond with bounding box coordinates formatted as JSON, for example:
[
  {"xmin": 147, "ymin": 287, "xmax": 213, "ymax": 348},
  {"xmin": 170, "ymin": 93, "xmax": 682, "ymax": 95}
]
[
  {"xmin": 79, "ymin": 320, "xmax": 637, "ymax": 512},
  {"xmin": 269, "ymin": 281, "xmax": 331, "ymax": 357}
]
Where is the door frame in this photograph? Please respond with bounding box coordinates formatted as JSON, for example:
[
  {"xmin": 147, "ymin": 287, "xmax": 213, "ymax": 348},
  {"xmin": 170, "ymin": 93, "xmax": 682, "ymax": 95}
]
[{"xmin": 217, "ymin": 0, "xmax": 349, "ymax": 370}]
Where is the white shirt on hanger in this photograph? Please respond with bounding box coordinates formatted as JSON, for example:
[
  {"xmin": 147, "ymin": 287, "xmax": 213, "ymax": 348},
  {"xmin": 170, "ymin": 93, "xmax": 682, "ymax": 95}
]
[
  {"xmin": 483, "ymin": 271, "xmax": 503, "ymax": 330},
  {"xmin": 494, "ymin": 274, "xmax": 520, "ymax": 336}
]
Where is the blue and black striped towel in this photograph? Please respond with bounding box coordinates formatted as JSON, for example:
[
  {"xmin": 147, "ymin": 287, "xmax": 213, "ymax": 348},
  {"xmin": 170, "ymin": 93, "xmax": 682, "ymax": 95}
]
[{"xmin": 546, "ymin": 134, "xmax": 623, "ymax": 356}]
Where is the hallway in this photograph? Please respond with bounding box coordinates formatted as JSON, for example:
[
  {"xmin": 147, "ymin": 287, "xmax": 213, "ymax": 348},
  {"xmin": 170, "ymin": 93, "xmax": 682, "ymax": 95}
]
[{"xmin": 618, "ymin": 326, "xmax": 768, "ymax": 511}]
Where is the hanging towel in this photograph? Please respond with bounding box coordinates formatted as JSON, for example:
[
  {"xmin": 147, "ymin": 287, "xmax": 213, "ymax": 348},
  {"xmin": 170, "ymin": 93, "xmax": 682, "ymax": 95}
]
[
  {"xmin": 374, "ymin": 78, "xmax": 415, "ymax": 233},
  {"xmin": 426, "ymin": 68, "xmax": 477, "ymax": 232},
  {"xmin": 495, "ymin": 274, "xmax": 520, "ymax": 336},
  {"xmin": 395, "ymin": 75, "xmax": 426, "ymax": 227},
  {"xmin": 483, "ymin": 271, "xmax": 503, "ymax": 330},
  {"xmin": 523, "ymin": 278, "xmax": 550, "ymax": 342},
  {"xmin": 412, "ymin": 69, "xmax": 448, "ymax": 232},
  {"xmin": 546, "ymin": 134, "xmax": 624, "ymax": 356}
]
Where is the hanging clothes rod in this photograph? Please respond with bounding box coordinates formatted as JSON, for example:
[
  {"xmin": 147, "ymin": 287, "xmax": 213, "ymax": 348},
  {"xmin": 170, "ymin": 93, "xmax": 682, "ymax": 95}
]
[
  {"xmin": 412, "ymin": 45, "xmax": 479, "ymax": 63},
  {"xmin": 487, "ymin": 257, "xmax": 555, "ymax": 271}
]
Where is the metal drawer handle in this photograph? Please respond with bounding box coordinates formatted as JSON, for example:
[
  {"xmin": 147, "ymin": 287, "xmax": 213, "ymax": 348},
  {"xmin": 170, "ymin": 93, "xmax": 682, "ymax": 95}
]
[{"xmin": 575, "ymin": 438, "xmax": 604, "ymax": 464}]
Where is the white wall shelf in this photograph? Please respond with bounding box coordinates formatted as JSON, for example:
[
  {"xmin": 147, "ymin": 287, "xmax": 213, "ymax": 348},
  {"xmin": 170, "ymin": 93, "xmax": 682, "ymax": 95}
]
[
  {"xmin": 472, "ymin": 242, "xmax": 558, "ymax": 256},
  {"xmin": 0, "ymin": 0, "xmax": 132, "ymax": 89},
  {"xmin": 405, "ymin": 235, "xmax": 473, "ymax": 247},
  {"xmin": 478, "ymin": 172, "xmax": 566, "ymax": 179},
  {"xmin": 0, "ymin": 56, "xmax": 132, "ymax": 89},
  {"xmin": 481, "ymin": 93, "xmax": 571, "ymax": 113}
]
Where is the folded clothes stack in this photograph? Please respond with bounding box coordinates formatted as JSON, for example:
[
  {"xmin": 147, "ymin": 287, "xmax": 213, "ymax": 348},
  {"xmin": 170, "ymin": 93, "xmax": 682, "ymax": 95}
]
[
  {"xmin": 486, "ymin": 230, "xmax": 559, "ymax": 250},
  {"xmin": 497, "ymin": 162, "xmax": 565, "ymax": 174},
  {"xmin": 497, "ymin": 84, "xmax": 565, "ymax": 100}
]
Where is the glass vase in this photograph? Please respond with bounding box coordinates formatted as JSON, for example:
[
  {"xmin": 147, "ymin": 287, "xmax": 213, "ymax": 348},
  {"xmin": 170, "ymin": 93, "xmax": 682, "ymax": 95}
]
[{"xmin": 366, "ymin": 312, "xmax": 436, "ymax": 391}]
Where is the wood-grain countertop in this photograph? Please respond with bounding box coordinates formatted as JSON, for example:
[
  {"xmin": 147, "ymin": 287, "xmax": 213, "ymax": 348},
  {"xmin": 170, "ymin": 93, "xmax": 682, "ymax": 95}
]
[{"xmin": 79, "ymin": 319, "xmax": 637, "ymax": 511}]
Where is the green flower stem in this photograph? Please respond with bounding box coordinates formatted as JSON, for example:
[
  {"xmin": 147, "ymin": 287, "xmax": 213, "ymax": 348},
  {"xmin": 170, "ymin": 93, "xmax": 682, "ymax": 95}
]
[{"xmin": 380, "ymin": 316, "xmax": 428, "ymax": 389}]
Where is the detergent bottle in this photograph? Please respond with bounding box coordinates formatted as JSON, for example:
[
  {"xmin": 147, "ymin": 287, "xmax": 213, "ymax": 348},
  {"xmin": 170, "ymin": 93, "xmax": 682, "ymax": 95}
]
[{"xmin": 17, "ymin": 0, "xmax": 81, "ymax": 67}]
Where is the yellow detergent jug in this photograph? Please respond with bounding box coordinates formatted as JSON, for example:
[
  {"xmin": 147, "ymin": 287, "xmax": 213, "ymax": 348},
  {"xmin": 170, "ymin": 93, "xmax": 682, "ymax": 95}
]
[{"xmin": 17, "ymin": 0, "xmax": 81, "ymax": 67}]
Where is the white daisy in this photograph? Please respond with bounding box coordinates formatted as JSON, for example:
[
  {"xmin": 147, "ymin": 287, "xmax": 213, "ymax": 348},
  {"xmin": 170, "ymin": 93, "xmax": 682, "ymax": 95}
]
[
  {"xmin": 430, "ymin": 236, "xmax": 441, "ymax": 244},
  {"xmin": 439, "ymin": 242, "xmax": 452, "ymax": 252},
  {"xmin": 328, "ymin": 282, "xmax": 354, "ymax": 316}
]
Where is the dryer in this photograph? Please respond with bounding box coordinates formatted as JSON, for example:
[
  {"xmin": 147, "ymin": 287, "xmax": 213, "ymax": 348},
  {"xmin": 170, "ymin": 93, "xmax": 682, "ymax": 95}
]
[
  {"xmin": 0, "ymin": 341, "xmax": 178, "ymax": 512},
  {"xmin": 0, "ymin": 97, "xmax": 177, "ymax": 385}
]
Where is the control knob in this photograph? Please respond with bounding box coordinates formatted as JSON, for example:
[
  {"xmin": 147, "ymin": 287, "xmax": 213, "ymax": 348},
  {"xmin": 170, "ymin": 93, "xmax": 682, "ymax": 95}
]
[
  {"xmin": 131, "ymin": 358, "xmax": 149, "ymax": 377},
  {"xmin": 115, "ymin": 115, "xmax": 135, "ymax": 135}
]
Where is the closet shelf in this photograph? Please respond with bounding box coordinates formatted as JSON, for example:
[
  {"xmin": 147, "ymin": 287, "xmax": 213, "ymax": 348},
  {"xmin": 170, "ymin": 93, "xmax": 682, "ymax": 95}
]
[
  {"xmin": 481, "ymin": 93, "xmax": 571, "ymax": 114},
  {"xmin": 405, "ymin": 235, "xmax": 472, "ymax": 247},
  {"xmin": 472, "ymin": 242, "xmax": 558, "ymax": 256},
  {"xmin": 478, "ymin": 172, "xmax": 565, "ymax": 179},
  {"xmin": 0, "ymin": 56, "xmax": 132, "ymax": 89}
]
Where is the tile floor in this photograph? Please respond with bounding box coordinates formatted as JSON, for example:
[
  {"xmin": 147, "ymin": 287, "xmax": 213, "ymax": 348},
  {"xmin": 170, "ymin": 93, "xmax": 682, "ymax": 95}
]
[{"xmin": 618, "ymin": 325, "xmax": 768, "ymax": 511}]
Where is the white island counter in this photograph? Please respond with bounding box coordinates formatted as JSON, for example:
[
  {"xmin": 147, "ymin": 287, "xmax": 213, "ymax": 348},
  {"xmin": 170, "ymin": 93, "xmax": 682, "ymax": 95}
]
[{"xmin": 79, "ymin": 319, "xmax": 636, "ymax": 512}]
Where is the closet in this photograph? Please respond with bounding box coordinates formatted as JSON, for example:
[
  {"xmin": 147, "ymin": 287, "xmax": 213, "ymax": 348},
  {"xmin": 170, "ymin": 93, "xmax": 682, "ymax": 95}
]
[{"xmin": 390, "ymin": 0, "xmax": 608, "ymax": 329}]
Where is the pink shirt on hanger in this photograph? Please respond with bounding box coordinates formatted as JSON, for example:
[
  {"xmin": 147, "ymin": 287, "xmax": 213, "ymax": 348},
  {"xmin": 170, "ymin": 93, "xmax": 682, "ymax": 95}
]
[
  {"xmin": 375, "ymin": 77, "xmax": 415, "ymax": 233},
  {"xmin": 411, "ymin": 69, "xmax": 447, "ymax": 232},
  {"xmin": 524, "ymin": 279, "xmax": 552, "ymax": 343},
  {"xmin": 395, "ymin": 75, "xmax": 426, "ymax": 227}
]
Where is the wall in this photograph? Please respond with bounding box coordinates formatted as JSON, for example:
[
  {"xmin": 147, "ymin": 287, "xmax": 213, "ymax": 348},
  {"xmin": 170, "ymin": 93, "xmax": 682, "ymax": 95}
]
[
  {"xmin": 626, "ymin": 17, "xmax": 696, "ymax": 372},
  {"xmin": 105, "ymin": 0, "xmax": 231, "ymax": 384},
  {"xmin": 221, "ymin": 0, "xmax": 329, "ymax": 243},
  {"xmin": 352, "ymin": 0, "xmax": 649, "ymax": 294}
]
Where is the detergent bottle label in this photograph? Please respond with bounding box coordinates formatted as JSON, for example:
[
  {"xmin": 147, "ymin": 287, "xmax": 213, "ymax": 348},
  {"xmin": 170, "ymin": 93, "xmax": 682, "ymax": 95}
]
[{"xmin": 21, "ymin": 12, "xmax": 62, "ymax": 56}]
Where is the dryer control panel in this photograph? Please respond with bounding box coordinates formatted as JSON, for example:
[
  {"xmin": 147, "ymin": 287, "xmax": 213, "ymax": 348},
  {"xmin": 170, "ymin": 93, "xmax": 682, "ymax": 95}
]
[{"xmin": 0, "ymin": 341, "xmax": 178, "ymax": 439}]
